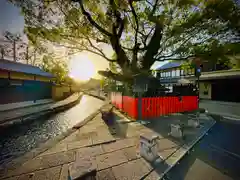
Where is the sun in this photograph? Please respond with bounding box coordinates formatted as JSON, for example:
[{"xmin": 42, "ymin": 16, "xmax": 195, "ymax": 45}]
[{"xmin": 69, "ymin": 54, "xmax": 95, "ymax": 81}]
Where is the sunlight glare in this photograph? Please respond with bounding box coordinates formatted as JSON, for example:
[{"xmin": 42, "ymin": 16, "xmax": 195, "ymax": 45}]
[{"xmin": 69, "ymin": 54, "xmax": 95, "ymax": 81}]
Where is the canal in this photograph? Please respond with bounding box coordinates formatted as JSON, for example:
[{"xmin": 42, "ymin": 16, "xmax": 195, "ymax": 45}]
[
  {"xmin": 165, "ymin": 119, "xmax": 240, "ymax": 180},
  {"xmin": 0, "ymin": 95, "xmax": 104, "ymax": 165}
]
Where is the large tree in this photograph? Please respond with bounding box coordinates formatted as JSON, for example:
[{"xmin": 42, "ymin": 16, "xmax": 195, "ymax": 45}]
[{"xmin": 9, "ymin": 0, "xmax": 240, "ymax": 81}]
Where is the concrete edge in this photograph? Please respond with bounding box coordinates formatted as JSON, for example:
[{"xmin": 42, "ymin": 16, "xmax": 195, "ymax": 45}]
[
  {"xmin": 159, "ymin": 120, "xmax": 216, "ymax": 179},
  {"xmin": 82, "ymin": 92, "xmax": 106, "ymax": 101},
  {"xmin": 0, "ymin": 94, "xmax": 83, "ymax": 127},
  {"xmin": 0, "ymin": 100, "xmax": 53, "ymax": 113},
  {"xmin": 0, "ymin": 101, "xmax": 107, "ymax": 172}
]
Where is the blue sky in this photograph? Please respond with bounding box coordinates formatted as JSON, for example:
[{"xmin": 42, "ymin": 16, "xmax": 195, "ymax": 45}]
[{"xmin": 0, "ymin": 0, "xmax": 24, "ymax": 36}]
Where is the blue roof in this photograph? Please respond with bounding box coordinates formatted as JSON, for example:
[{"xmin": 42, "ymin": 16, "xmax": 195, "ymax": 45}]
[
  {"xmin": 156, "ymin": 61, "xmax": 183, "ymax": 70},
  {"xmin": 0, "ymin": 59, "xmax": 54, "ymax": 77}
]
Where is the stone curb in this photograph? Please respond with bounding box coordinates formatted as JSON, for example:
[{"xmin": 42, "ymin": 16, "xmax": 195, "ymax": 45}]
[
  {"xmin": 0, "ymin": 101, "xmax": 53, "ymax": 113},
  {"xmin": 207, "ymin": 112, "xmax": 240, "ymax": 124},
  {"xmin": 0, "ymin": 94, "xmax": 82, "ymax": 127},
  {"xmin": 159, "ymin": 119, "xmax": 216, "ymax": 179},
  {"xmin": 0, "ymin": 99, "xmax": 107, "ymax": 172}
]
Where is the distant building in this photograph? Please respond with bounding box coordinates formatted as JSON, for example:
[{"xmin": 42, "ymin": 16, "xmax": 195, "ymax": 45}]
[
  {"xmin": 154, "ymin": 61, "xmax": 195, "ymax": 92},
  {"xmin": 154, "ymin": 59, "xmax": 240, "ymax": 102},
  {"xmin": 0, "ymin": 59, "xmax": 54, "ymax": 104}
]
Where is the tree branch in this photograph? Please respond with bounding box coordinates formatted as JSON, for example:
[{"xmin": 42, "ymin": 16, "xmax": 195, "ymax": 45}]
[
  {"xmin": 58, "ymin": 43, "xmax": 115, "ymax": 62},
  {"xmin": 74, "ymin": 0, "xmax": 112, "ymax": 36},
  {"xmin": 155, "ymin": 55, "xmax": 195, "ymax": 62}
]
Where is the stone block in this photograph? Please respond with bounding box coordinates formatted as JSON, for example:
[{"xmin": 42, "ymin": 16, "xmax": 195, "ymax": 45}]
[
  {"xmin": 188, "ymin": 119, "xmax": 200, "ymax": 128},
  {"xmin": 169, "ymin": 124, "xmax": 184, "ymax": 139},
  {"xmin": 140, "ymin": 133, "xmax": 159, "ymax": 162}
]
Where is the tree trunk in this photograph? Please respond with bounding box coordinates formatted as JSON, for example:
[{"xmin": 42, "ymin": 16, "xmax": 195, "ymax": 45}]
[{"xmin": 142, "ymin": 23, "xmax": 163, "ymax": 70}]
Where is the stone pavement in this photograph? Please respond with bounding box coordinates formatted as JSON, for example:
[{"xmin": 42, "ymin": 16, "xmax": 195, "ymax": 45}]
[
  {"xmin": 0, "ymin": 93, "xmax": 81, "ymax": 125},
  {"xmin": 0, "ymin": 108, "xmax": 215, "ymax": 180}
]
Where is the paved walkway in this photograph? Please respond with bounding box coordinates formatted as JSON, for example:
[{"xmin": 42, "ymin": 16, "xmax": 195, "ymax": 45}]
[
  {"xmin": 200, "ymin": 100, "xmax": 240, "ymax": 120},
  {"xmin": 0, "ymin": 93, "xmax": 81, "ymax": 125},
  {"xmin": 0, "ymin": 105, "xmax": 215, "ymax": 180}
]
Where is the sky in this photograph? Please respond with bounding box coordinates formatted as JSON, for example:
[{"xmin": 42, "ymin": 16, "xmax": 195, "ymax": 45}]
[
  {"xmin": 0, "ymin": 0, "xmax": 165, "ymax": 79},
  {"xmin": 0, "ymin": 0, "xmax": 24, "ymax": 35}
]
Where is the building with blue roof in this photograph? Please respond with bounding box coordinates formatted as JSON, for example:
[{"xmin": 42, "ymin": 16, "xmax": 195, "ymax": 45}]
[
  {"xmin": 154, "ymin": 59, "xmax": 240, "ymax": 102},
  {"xmin": 0, "ymin": 59, "xmax": 54, "ymax": 104},
  {"xmin": 153, "ymin": 61, "xmax": 195, "ymax": 90}
]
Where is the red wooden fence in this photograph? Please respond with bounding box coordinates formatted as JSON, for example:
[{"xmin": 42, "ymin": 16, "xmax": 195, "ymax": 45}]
[{"xmin": 110, "ymin": 92, "xmax": 198, "ymax": 120}]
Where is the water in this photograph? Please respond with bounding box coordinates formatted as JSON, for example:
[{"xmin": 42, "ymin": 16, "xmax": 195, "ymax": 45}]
[
  {"xmin": 166, "ymin": 120, "xmax": 240, "ymax": 180},
  {"xmin": 0, "ymin": 95, "xmax": 104, "ymax": 165}
]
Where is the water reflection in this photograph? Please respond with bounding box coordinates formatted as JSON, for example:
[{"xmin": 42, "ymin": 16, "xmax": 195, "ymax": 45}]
[{"xmin": 0, "ymin": 95, "xmax": 103, "ymax": 165}]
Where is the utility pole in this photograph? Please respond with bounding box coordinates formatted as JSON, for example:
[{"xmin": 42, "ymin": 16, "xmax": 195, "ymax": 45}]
[
  {"xmin": 1, "ymin": 47, "xmax": 4, "ymax": 59},
  {"xmin": 26, "ymin": 45, "xmax": 29, "ymax": 64},
  {"xmin": 13, "ymin": 40, "xmax": 16, "ymax": 62}
]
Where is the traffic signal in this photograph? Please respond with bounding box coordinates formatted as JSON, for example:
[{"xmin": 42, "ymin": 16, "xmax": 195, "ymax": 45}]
[{"xmin": 194, "ymin": 64, "xmax": 202, "ymax": 77}]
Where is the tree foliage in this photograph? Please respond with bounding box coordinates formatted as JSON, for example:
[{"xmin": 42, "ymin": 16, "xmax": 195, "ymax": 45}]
[
  {"xmin": 0, "ymin": 31, "xmax": 47, "ymax": 65},
  {"xmin": 41, "ymin": 54, "xmax": 70, "ymax": 84},
  {"xmin": 8, "ymin": 0, "xmax": 240, "ymax": 81}
]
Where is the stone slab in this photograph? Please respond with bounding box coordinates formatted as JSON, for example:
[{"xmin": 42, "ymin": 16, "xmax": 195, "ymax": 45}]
[
  {"xmin": 69, "ymin": 157, "xmax": 97, "ymax": 180},
  {"xmin": 1, "ymin": 177, "xmax": 20, "ymax": 180},
  {"xmin": 112, "ymin": 159, "xmax": 150, "ymax": 180},
  {"xmin": 157, "ymin": 138, "xmax": 180, "ymax": 151},
  {"xmin": 123, "ymin": 146, "xmax": 140, "ymax": 161},
  {"xmin": 17, "ymin": 166, "xmax": 61, "ymax": 180},
  {"xmin": 91, "ymin": 133, "xmax": 115, "ymax": 146},
  {"xmin": 6, "ymin": 151, "xmax": 75, "ymax": 177},
  {"xmin": 158, "ymin": 147, "xmax": 178, "ymax": 160},
  {"xmin": 144, "ymin": 170, "xmax": 161, "ymax": 180},
  {"xmin": 96, "ymin": 150, "xmax": 128, "ymax": 170},
  {"xmin": 102, "ymin": 138, "xmax": 137, "ymax": 153},
  {"xmin": 59, "ymin": 163, "xmax": 73, "ymax": 180},
  {"xmin": 67, "ymin": 138, "xmax": 93, "ymax": 150},
  {"xmin": 39, "ymin": 143, "xmax": 68, "ymax": 157},
  {"xmin": 96, "ymin": 168, "xmax": 116, "ymax": 180},
  {"xmin": 76, "ymin": 145, "xmax": 104, "ymax": 159}
]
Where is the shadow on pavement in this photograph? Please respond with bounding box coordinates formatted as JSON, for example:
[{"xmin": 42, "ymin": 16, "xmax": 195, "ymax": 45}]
[{"xmin": 165, "ymin": 120, "xmax": 240, "ymax": 180}]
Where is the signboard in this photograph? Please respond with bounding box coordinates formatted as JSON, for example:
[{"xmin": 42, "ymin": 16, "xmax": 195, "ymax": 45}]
[
  {"xmin": 132, "ymin": 74, "xmax": 149, "ymax": 93},
  {"xmin": 133, "ymin": 83, "xmax": 148, "ymax": 93}
]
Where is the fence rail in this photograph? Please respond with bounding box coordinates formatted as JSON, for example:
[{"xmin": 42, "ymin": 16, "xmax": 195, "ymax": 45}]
[{"xmin": 110, "ymin": 92, "xmax": 198, "ymax": 120}]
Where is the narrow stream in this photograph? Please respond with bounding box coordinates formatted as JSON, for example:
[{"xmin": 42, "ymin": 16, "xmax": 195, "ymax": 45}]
[{"xmin": 0, "ymin": 95, "xmax": 104, "ymax": 165}]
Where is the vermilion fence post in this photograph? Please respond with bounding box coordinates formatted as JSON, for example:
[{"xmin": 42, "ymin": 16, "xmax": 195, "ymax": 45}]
[
  {"xmin": 157, "ymin": 97, "xmax": 161, "ymax": 116},
  {"xmin": 159, "ymin": 97, "xmax": 163, "ymax": 116}
]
